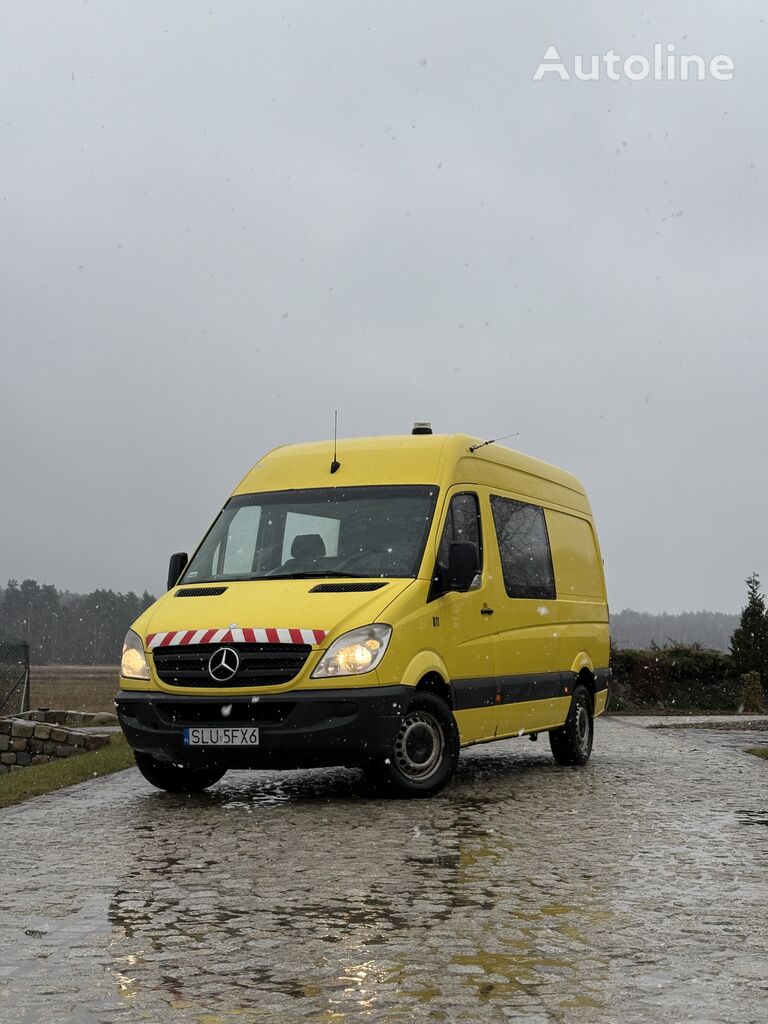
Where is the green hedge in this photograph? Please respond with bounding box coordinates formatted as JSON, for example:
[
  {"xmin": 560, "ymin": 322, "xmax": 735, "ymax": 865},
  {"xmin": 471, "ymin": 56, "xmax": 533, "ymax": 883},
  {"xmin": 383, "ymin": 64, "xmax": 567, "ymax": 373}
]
[{"xmin": 610, "ymin": 644, "xmax": 741, "ymax": 711}]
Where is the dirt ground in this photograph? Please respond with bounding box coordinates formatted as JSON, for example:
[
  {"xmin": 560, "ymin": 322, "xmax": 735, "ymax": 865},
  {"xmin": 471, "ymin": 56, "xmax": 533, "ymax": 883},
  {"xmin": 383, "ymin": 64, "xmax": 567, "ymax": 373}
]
[{"xmin": 29, "ymin": 665, "xmax": 120, "ymax": 714}]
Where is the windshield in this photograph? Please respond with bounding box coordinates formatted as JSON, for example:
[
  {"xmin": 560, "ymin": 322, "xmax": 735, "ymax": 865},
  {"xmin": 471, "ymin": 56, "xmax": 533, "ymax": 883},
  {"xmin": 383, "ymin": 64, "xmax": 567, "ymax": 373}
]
[{"xmin": 182, "ymin": 485, "xmax": 439, "ymax": 583}]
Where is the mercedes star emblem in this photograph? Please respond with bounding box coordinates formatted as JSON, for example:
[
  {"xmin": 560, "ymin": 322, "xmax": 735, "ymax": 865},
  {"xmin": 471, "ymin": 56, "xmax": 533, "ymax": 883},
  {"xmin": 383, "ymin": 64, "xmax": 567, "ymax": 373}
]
[{"xmin": 208, "ymin": 646, "xmax": 240, "ymax": 682}]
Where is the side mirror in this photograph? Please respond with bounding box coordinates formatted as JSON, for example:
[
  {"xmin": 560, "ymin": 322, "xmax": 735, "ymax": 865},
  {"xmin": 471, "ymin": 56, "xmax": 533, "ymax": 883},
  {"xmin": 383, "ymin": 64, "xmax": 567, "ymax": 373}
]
[
  {"xmin": 448, "ymin": 542, "xmax": 479, "ymax": 592},
  {"xmin": 167, "ymin": 552, "xmax": 188, "ymax": 591}
]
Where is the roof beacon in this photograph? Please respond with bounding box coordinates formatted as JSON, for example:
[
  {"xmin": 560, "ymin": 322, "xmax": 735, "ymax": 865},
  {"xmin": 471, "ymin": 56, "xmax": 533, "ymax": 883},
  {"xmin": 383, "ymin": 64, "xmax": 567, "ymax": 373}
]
[{"xmin": 412, "ymin": 421, "xmax": 433, "ymax": 435}]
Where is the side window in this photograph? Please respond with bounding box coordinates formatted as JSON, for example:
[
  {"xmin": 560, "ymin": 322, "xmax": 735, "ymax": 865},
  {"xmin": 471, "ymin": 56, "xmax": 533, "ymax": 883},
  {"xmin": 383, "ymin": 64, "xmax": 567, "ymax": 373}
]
[
  {"xmin": 490, "ymin": 495, "xmax": 556, "ymax": 599},
  {"xmin": 438, "ymin": 493, "xmax": 482, "ymax": 569}
]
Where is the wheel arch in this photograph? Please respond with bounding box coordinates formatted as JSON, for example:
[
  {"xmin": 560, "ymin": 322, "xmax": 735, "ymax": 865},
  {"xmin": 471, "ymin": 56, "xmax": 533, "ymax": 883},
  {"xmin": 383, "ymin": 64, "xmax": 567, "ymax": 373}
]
[
  {"xmin": 414, "ymin": 672, "xmax": 454, "ymax": 709},
  {"xmin": 574, "ymin": 666, "xmax": 596, "ymax": 710},
  {"xmin": 400, "ymin": 651, "xmax": 451, "ymax": 689}
]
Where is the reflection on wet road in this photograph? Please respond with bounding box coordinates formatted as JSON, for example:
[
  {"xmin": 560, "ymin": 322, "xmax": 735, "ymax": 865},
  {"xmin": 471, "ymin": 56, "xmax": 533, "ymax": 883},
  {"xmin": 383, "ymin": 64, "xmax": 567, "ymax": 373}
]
[{"xmin": 2, "ymin": 718, "xmax": 768, "ymax": 1023}]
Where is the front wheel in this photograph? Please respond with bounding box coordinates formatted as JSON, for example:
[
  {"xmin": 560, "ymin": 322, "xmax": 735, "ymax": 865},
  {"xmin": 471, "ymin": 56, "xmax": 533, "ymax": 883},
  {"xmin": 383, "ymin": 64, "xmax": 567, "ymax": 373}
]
[
  {"xmin": 365, "ymin": 692, "xmax": 460, "ymax": 798},
  {"xmin": 549, "ymin": 684, "xmax": 593, "ymax": 766},
  {"xmin": 134, "ymin": 752, "xmax": 227, "ymax": 793}
]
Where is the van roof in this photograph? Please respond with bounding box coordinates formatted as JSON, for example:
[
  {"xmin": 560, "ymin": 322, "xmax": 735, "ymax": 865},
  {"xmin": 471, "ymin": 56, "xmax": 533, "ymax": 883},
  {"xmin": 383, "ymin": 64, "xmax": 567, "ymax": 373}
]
[{"xmin": 233, "ymin": 434, "xmax": 590, "ymax": 511}]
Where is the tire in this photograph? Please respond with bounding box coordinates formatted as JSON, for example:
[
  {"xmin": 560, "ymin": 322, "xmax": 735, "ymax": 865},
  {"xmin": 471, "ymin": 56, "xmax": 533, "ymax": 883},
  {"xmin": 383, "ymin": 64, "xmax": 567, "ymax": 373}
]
[
  {"xmin": 134, "ymin": 752, "xmax": 227, "ymax": 793},
  {"xmin": 365, "ymin": 692, "xmax": 460, "ymax": 798},
  {"xmin": 549, "ymin": 683, "xmax": 594, "ymax": 766}
]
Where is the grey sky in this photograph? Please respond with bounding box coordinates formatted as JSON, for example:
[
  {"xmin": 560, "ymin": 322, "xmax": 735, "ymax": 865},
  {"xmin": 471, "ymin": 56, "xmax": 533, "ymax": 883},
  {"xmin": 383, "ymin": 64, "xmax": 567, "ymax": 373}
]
[{"xmin": 1, "ymin": 1, "xmax": 766, "ymax": 613}]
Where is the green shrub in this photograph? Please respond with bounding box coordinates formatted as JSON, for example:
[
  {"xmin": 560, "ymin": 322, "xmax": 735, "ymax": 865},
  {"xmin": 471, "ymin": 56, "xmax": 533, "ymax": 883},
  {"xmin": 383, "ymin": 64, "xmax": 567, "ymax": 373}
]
[
  {"xmin": 741, "ymin": 671, "xmax": 765, "ymax": 714},
  {"xmin": 610, "ymin": 643, "xmax": 739, "ymax": 711}
]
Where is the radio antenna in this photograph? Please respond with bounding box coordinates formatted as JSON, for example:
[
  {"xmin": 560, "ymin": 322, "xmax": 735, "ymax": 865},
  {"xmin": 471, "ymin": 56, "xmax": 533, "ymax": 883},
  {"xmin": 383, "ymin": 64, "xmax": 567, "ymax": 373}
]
[
  {"xmin": 469, "ymin": 431, "xmax": 519, "ymax": 454},
  {"xmin": 330, "ymin": 410, "xmax": 341, "ymax": 473}
]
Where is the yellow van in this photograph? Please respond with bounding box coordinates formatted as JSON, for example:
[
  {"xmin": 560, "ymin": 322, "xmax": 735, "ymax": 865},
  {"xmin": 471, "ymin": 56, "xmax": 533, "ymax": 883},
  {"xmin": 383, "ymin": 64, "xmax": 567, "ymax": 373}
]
[{"xmin": 116, "ymin": 426, "xmax": 610, "ymax": 797}]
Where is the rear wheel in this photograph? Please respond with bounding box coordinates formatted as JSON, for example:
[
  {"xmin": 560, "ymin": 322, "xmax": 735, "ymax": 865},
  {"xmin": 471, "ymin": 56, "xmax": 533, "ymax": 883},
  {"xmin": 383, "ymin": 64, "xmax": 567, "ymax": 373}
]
[
  {"xmin": 134, "ymin": 752, "xmax": 227, "ymax": 793},
  {"xmin": 365, "ymin": 692, "xmax": 460, "ymax": 798},
  {"xmin": 549, "ymin": 684, "xmax": 593, "ymax": 766}
]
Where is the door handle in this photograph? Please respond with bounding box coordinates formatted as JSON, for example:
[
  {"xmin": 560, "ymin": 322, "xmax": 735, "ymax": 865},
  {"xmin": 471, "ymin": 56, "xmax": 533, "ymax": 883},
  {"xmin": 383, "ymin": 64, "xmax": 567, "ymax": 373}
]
[{"xmin": 480, "ymin": 606, "xmax": 494, "ymax": 616}]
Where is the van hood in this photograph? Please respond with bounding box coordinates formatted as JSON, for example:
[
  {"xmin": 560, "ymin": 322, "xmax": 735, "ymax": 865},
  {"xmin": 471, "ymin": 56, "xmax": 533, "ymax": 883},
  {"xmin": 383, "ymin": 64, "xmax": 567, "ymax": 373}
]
[{"xmin": 141, "ymin": 578, "xmax": 415, "ymax": 648}]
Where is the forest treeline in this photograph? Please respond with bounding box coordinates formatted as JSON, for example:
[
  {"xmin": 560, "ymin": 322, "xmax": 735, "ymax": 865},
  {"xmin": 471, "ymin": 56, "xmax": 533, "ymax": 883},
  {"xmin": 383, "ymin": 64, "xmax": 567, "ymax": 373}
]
[
  {"xmin": 0, "ymin": 577, "xmax": 740, "ymax": 663},
  {"xmin": 609, "ymin": 609, "xmax": 738, "ymax": 652},
  {"xmin": 0, "ymin": 580, "xmax": 156, "ymax": 664}
]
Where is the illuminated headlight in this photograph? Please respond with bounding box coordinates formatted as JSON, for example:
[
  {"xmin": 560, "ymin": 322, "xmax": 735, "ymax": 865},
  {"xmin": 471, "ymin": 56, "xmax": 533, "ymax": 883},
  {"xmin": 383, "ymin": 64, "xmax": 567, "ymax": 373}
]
[
  {"xmin": 121, "ymin": 629, "xmax": 151, "ymax": 680},
  {"xmin": 311, "ymin": 624, "xmax": 392, "ymax": 678}
]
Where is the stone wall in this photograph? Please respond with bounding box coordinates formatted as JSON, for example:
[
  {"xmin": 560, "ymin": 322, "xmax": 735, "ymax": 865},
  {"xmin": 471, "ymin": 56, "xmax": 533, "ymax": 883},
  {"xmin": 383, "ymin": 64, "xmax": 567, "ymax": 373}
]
[
  {"xmin": 16, "ymin": 709, "xmax": 118, "ymax": 728},
  {"xmin": 0, "ymin": 715, "xmax": 112, "ymax": 775}
]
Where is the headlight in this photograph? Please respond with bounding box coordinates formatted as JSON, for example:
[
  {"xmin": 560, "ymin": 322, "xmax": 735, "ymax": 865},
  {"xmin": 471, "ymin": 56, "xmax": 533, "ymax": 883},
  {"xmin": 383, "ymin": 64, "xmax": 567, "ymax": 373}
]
[
  {"xmin": 121, "ymin": 629, "xmax": 151, "ymax": 680},
  {"xmin": 311, "ymin": 624, "xmax": 392, "ymax": 678}
]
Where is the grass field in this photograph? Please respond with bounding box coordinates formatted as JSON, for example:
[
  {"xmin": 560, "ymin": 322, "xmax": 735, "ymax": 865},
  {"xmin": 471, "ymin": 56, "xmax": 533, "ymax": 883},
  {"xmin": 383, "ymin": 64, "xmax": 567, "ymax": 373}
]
[
  {"xmin": 29, "ymin": 665, "xmax": 120, "ymax": 714},
  {"xmin": 747, "ymin": 747, "xmax": 768, "ymax": 761},
  {"xmin": 0, "ymin": 733, "xmax": 134, "ymax": 809}
]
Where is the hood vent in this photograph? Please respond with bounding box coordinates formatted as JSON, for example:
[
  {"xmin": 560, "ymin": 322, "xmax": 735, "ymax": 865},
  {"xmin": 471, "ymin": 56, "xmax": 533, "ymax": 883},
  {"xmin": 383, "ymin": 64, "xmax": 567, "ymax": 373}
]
[
  {"xmin": 309, "ymin": 582, "xmax": 387, "ymax": 593},
  {"xmin": 175, "ymin": 586, "xmax": 228, "ymax": 597}
]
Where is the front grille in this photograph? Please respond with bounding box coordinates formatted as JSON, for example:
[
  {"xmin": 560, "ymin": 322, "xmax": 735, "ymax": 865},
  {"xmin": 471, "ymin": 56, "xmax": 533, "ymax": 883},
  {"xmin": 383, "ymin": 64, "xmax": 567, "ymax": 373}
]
[
  {"xmin": 175, "ymin": 587, "xmax": 228, "ymax": 597},
  {"xmin": 310, "ymin": 582, "xmax": 387, "ymax": 593},
  {"xmin": 154, "ymin": 701, "xmax": 295, "ymax": 726},
  {"xmin": 152, "ymin": 643, "xmax": 311, "ymax": 688}
]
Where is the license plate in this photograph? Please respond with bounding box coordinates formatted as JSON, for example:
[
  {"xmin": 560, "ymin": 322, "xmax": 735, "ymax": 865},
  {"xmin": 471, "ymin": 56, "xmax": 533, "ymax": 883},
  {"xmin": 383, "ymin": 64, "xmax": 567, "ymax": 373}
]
[{"xmin": 183, "ymin": 727, "xmax": 260, "ymax": 746}]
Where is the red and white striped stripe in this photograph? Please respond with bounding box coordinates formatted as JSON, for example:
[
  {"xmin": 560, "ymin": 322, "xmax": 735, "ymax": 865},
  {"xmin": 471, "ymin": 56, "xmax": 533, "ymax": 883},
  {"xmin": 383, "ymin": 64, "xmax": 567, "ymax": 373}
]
[{"xmin": 145, "ymin": 627, "xmax": 327, "ymax": 649}]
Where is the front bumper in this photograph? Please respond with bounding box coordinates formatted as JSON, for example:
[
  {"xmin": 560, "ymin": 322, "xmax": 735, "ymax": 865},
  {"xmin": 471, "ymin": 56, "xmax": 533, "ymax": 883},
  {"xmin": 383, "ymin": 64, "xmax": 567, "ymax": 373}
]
[{"xmin": 115, "ymin": 686, "xmax": 410, "ymax": 769}]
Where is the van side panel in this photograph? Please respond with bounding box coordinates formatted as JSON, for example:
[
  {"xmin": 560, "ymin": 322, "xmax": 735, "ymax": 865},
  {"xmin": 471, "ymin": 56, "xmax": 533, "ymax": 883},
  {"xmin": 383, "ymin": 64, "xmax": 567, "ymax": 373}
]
[
  {"xmin": 491, "ymin": 696, "xmax": 573, "ymax": 741},
  {"xmin": 545, "ymin": 509, "xmax": 610, "ymax": 692},
  {"xmin": 546, "ymin": 512, "xmax": 606, "ymax": 599}
]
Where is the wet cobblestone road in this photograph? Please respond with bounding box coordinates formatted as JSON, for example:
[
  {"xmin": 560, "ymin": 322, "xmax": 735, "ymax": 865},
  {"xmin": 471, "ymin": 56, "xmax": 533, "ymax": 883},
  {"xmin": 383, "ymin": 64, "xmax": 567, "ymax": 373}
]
[{"xmin": 2, "ymin": 717, "xmax": 768, "ymax": 1024}]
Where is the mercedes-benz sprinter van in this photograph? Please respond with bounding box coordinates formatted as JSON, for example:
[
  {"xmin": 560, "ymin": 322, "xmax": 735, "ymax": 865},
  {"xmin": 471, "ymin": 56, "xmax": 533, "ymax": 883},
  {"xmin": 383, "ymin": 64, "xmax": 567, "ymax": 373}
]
[{"xmin": 116, "ymin": 426, "xmax": 610, "ymax": 797}]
